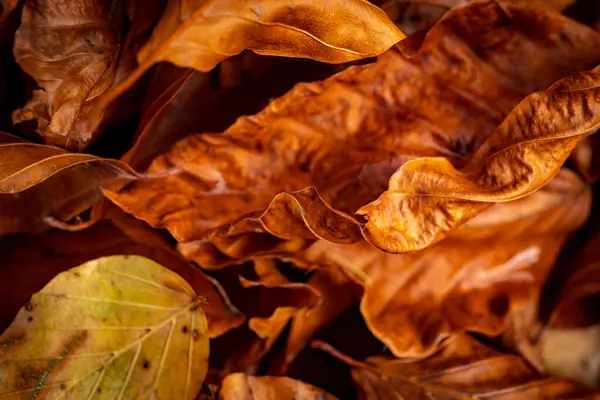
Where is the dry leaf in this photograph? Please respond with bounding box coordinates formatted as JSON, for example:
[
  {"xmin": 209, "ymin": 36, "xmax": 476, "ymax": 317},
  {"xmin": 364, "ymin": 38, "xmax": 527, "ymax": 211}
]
[
  {"xmin": 221, "ymin": 373, "xmax": 337, "ymax": 400},
  {"xmin": 98, "ymin": 0, "xmax": 404, "ymax": 113},
  {"xmin": 341, "ymin": 334, "xmax": 599, "ymax": 399},
  {"xmin": 0, "ymin": 133, "xmax": 136, "ymax": 236},
  {"xmin": 0, "ymin": 255, "xmax": 209, "ymax": 399},
  {"xmin": 305, "ymin": 170, "xmax": 590, "ymax": 357},
  {"xmin": 124, "ymin": 55, "xmax": 347, "ymax": 170},
  {"xmin": 12, "ymin": 0, "xmax": 122, "ymax": 149},
  {"xmin": 106, "ymin": 1, "xmax": 600, "ymax": 258}
]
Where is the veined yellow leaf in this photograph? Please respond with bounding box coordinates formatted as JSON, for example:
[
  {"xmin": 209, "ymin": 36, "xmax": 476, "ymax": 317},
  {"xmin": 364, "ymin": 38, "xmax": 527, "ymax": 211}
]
[{"xmin": 0, "ymin": 255, "xmax": 209, "ymax": 399}]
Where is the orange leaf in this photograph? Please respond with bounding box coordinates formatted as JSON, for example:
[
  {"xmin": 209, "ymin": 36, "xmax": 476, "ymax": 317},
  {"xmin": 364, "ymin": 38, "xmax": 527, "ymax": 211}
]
[
  {"xmin": 339, "ymin": 334, "xmax": 599, "ymax": 399},
  {"xmin": 106, "ymin": 1, "xmax": 600, "ymax": 258},
  {"xmin": 305, "ymin": 170, "xmax": 590, "ymax": 357},
  {"xmin": 12, "ymin": 0, "xmax": 123, "ymax": 149}
]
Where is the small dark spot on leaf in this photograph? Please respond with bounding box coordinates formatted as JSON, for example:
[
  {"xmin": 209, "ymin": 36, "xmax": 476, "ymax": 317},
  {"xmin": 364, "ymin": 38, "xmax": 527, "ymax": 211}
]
[
  {"xmin": 560, "ymin": 31, "xmax": 568, "ymax": 41},
  {"xmin": 102, "ymin": 317, "xmax": 107, "ymax": 322},
  {"xmin": 25, "ymin": 303, "xmax": 34, "ymax": 311},
  {"xmin": 59, "ymin": 383, "xmax": 66, "ymax": 390},
  {"xmin": 299, "ymin": 162, "xmax": 310, "ymax": 173},
  {"xmin": 143, "ymin": 360, "xmax": 150, "ymax": 369},
  {"xmin": 182, "ymin": 326, "xmax": 188, "ymax": 334},
  {"xmin": 489, "ymin": 295, "xmax": 509, "ymax": 318},
  {"xmin": 27, "ymin": 316, "xmax": 33, "ymax": 322},
  {"xmin": 192, "ymin": 329, "xmax": 200, "ymax": 341},
  {"xmin": 97, "ymin": 387, "xmax": 102, "ymax": 393},
  {"xmin": 73, "ymin": 272, "xmax": 81, "ymax": 277},
  {"xmin": 123, "ymin": 255, "xmax": 130, "ymax": 260}
]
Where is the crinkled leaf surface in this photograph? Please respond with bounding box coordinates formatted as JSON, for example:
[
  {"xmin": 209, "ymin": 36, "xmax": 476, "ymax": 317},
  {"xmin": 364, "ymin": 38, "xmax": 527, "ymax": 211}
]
[
  {"xmin": 221, "ymin": 373, "xmax": 337, "ymax": 400},
  {"xmin": 12, "ymin": 0, "xmax": 122, "ymax": 150},
  {"xmin": 0, "ymin": 255, "xmax": 209, "ymax": 399},
  {"xmin": 124, "ymin": 55, "xmax": 348, "ymax": 171},
  {"xmin": 304, "ymin": 170, "xmax": 590, "ymax": 357},
  {"xmin": 0, "ymin": 133, "xmax": 136, "ymax": 236},
  {"xmin": 106, "ymin": 1, "xmax": 600, "ymax": 258},
  {"xmin": 350, "ymin": 334, "xmax": 598, "ymax": 399}
]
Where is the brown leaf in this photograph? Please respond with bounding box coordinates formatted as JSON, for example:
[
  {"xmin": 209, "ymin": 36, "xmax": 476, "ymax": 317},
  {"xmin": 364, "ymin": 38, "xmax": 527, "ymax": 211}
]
[
  {"xmin": 221, "ymin": 373, "xmax": 337, "ymax": 400},
  {"xmin": 124, "ymin": 55, "xmax": 350, "ymax": 170},
  {"xmin": 305, "ymin": 170, "xmax": 590, "ymax": 357},
  {"xmin": 0, "ymin": 133, "xmax": 136, "ymax": 236},
  {"xmin": 106, "ymin": 1, "xmax": 600, "ymax": 258},
  {"xmin": 533, "ymin": 228, "xmax": 600, "ymax": 387},
  {"xmin": 12, "ymin": 0, "xmax": 123, "ymax": 149},
  {"xmin": 283, "ymin": 267, "xmax": 362, "ymax": 368},
  {"xmin": 0, "ymin": 220, "xmax": 245, "ymax": 338},
  {"xmin": 98, "ymin": 0, "xmax": 404, "ymax": 113},
  {"xmin": 338, "ymin": 334, "xmax": 599, "ymax": 399}
]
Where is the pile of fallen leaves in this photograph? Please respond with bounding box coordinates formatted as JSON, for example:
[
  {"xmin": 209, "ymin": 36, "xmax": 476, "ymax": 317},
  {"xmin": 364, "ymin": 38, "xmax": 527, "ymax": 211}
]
[{"xmin": 1, "ymin": 0, "xmax": 600, "ymax": 398}]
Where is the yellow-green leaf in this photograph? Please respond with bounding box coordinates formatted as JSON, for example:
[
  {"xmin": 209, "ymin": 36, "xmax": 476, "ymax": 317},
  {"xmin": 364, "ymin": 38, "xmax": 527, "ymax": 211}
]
[{"xmin": 0, "ymin": 255, "xmax": 209, "ymax": 400}]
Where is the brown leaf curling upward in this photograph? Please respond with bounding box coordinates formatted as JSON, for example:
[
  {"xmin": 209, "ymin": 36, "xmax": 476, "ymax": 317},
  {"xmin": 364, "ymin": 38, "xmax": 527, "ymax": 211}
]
[
  {"xmin": 0, "ymin": 133, "xmax": 136, "ymax": 236},
  {"xmin": 12, "ymin": 0, "xmax": 122, "ymax": 150},
  {"xmin": 305, "ymin": 170, "xmax": 590, "ymax": 358},
  {"xmin": 106, "ymin": 1, "xmax": 600, "ymax": 259},
  {"xmin": 345, "ymin": 334, "xmax": 599, "ymax": 399},
  {"xmin": 97, "ymin": 0, "xmax": 404, "ymax": 113}
]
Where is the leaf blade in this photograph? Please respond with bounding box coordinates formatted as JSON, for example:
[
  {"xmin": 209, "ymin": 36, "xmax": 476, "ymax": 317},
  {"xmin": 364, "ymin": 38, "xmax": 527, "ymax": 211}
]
[{"xmin": 0, "ymin": 255, "xmax": 210, "ymax": 400}]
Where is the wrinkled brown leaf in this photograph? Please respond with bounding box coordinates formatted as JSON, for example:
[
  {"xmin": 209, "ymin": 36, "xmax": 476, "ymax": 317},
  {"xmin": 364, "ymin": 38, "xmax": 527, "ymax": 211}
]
[
  {"xmin": 0, "ymin": 133, "xmax": 136, "ymax": 236},
  {"xmin": 106, "ymin": 0, "xmax": 600, "ymax": 261},
  {"xmin": 12, "ymin": 0, "xmax": 122, "ymax": 149},
  {"xmin": 305, "ymin": 170, "xmax": 590, "ymax": 357},
  {"xmin": 343, "ymin": 334, "xmax": 599, "ymax": 399},
  {"xmin": 221, "ymin": 373, "xmax": 337, "ymax": 400},
  {"xmin": 124, "ymin": 55, "xmax": 350, "ymax": 170}
]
